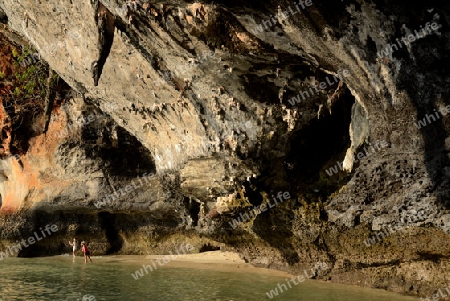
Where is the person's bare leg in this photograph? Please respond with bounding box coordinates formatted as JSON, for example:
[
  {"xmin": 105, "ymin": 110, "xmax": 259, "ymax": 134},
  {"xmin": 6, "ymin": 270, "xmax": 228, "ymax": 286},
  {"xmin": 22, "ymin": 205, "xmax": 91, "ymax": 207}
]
[
  {"xmin": 89, "ymin": 256, "xmax": 92, "ymax": 263},
  {"xmin": 84, "ymin": 256, "xmax": 87, "ymax": 264}
]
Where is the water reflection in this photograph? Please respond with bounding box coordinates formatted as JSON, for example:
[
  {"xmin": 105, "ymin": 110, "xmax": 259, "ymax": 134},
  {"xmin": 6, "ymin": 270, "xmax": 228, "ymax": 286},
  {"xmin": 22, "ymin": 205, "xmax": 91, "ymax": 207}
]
[{"xmin": 0, "ymin": 256, "xmax": 419, "ymax": 301}]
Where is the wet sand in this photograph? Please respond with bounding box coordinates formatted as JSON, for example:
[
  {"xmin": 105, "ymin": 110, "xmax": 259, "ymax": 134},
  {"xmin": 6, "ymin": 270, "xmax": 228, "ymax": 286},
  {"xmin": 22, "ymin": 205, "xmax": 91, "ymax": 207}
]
[{"xmin": 83, "ymin": 251, "xmax": 292, "ymax": 276}]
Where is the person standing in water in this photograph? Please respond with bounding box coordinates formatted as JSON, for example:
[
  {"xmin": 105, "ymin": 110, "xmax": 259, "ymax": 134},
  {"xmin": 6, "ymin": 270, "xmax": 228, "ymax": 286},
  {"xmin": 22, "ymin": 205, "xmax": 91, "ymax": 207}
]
[
  {"xmin": 68, "ymin": 238, "xmax": 78, "ymax": 258},
  {"xmin": 81, "ymin": 241, "xmax": 93, "ymax": 263}
]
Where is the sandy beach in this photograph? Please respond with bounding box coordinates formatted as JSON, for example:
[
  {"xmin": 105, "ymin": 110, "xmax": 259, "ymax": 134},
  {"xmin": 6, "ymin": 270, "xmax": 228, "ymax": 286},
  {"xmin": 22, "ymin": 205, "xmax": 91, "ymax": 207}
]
[
  {"xmin": 52, "ymin": 251, "xmax": 419, "ymax": 300},
  {"xmin": 78, "ymin": 251, "xmax": 292, "ymax": 277}
]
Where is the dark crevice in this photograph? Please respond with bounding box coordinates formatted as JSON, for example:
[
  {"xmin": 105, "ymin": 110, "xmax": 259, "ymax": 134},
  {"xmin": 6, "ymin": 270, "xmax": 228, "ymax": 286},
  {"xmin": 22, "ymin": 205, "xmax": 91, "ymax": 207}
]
[
  {"xmin": 0, "ymin": 7, "xmax": 8, "ymax": 24},
  {"xmin": 366, "ymin": 36, "xmax": 378, "ymax": 62},
  {"xmin": 356, "ymin": 259, "xmax": 402, "ymax": 269},
  {"xmin": 98, "ymin": 212, "xmax": 123, "ymax": 254},
  {"xmin": 199, "ymin": 243, "xmax": 220, "ymax": 252},
  {"xmin": 244, "ymin": 182, "xmax": 263, "ymax": 207},
  {"xmin": 93, "ymin": 2, "xmax": 115, "ymax": 86},
  {"xmin": 416, "ymin": 251, "xmax": 447, "ymax": 263},
  {"xmin": 184, "ymin": 197, "xmax": 200, "ymax": 226}
]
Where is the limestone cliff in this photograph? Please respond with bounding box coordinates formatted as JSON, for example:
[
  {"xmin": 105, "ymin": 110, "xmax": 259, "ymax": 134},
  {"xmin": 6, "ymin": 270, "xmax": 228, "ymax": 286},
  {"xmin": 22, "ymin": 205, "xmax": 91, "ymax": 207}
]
[{"xmin": 0, "ymin": 0, "xmax": 449, "ymax": 298}]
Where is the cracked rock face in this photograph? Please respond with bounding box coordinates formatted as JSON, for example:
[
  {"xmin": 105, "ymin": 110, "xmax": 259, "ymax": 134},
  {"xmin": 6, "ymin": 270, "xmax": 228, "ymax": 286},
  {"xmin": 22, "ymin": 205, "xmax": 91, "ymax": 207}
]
[{"xmin": 0, "ymin": 0, "xmax": 449, "ymax": 298}]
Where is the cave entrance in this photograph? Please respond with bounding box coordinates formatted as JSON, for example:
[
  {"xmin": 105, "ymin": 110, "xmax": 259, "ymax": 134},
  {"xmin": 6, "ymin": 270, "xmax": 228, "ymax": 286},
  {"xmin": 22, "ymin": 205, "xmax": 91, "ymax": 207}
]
[
  {"xmin": 83, "ymin": 122, "xmax": 156, "ymax": 178},
  {"xmin": 285, "ymin": 87, "xmax": 355, "ymax": 192}
]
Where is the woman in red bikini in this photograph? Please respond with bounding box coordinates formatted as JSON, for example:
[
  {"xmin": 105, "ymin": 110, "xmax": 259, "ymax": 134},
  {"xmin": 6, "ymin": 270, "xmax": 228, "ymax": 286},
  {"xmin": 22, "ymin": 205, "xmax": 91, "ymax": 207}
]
[{"xmin": 81, "ymin": 241, "xmax": 93, "ymax": 263}]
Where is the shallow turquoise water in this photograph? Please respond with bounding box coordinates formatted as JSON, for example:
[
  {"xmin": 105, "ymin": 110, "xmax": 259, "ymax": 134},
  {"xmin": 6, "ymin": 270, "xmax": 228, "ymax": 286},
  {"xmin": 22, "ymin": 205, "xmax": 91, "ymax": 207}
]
[{"xmin": 0, "ymin": 256, "xmax": 419, "ymax": 301}]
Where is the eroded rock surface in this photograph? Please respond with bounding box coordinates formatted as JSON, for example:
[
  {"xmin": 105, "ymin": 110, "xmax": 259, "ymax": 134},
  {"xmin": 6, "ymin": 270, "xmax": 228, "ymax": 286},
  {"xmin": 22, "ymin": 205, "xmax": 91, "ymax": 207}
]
[{"xmin": 0, "ymin": 0, "xmax": 449, "ymax": 298}]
